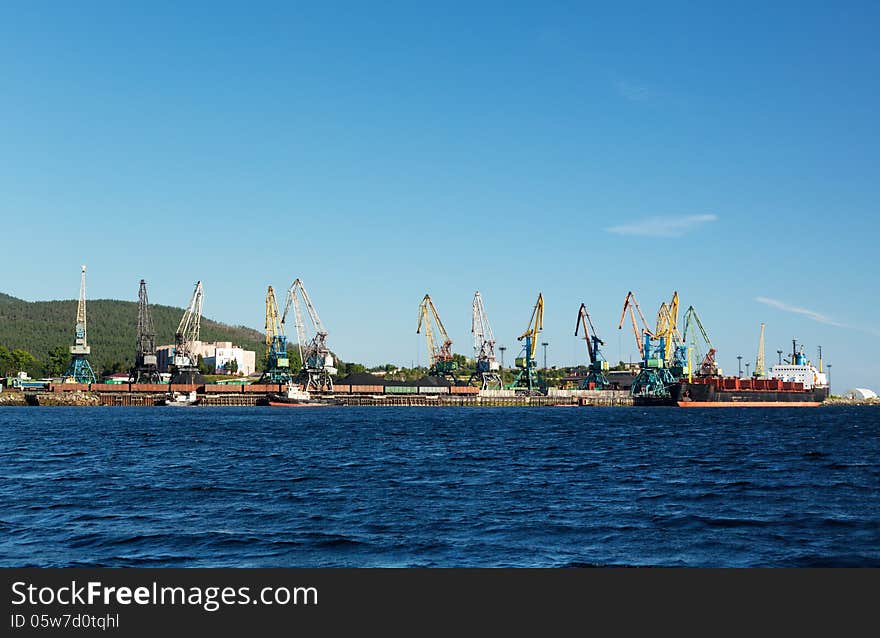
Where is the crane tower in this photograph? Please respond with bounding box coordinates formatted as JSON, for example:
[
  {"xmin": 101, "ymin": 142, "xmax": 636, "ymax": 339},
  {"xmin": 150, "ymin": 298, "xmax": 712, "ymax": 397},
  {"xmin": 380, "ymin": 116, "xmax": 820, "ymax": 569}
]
[
  {"xmin": 282, "ymin": 279, "xmax": 336, "ymax": 391},
  {"xmin": 469, "ymin": 291, "xmax": 502, "ymax": 390},
  {"xmin": 170, "ymin": 281, "xmax": 204, "ymax": 384},
  {"xmin": 63, "ymin": 265, "xmax": 97, "ymax": 384},
  {"xmin": 506, "ymin": 293, "xmax": 544, "ymax": 393},
  {"xmin": 575, "ymin": 303, "xmax": 609, "ymax": 389},
  {"xmin": 682, "ymin": 305, "xmax": 719, "ymax": 377},
  {"xmin": 417, "ymin": 294, "xmax": 459, "ymax": 383},
  {"xmin": 754, "ymin": 323, "xmax": 766, "ymax": 378},
  {"xmin": 132, "ymin": 279, "xmax": 161, "ymax": 383},
  {"xmin": 260, "ymin": 285, "xmax": 292, "ymax": 383},
  {"xmin": 618, "ymin": 291, "xmax": 676, "ymax": 399}
]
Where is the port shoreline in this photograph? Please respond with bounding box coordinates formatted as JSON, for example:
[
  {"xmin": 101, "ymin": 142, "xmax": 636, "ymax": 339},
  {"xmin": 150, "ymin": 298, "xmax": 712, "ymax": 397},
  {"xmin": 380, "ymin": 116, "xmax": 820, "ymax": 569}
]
[{"xmin": 2, "ymin": 389, "xmax": 877, "ymax": 407}]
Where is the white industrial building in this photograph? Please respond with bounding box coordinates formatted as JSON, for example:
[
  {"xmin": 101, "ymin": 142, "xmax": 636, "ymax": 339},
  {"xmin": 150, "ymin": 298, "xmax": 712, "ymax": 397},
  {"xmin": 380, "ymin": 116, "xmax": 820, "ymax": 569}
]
[{"xmin": 155, "ymin": 341, "xmax": 256, "ymax": 376}]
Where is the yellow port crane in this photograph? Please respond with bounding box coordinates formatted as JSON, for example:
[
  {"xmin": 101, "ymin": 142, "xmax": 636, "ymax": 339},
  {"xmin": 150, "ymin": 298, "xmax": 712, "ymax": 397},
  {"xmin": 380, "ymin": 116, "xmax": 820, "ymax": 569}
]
[
  {"xmin": 507, "ymin": 293, "xmax": 544, "ymax": 392},
  {"xmin": 417, "ymin": 294, "xmax": 457, "ymax": 381},
  {"xmin": 755, "ymin": 323, "xmax": 766, "ymax": 378}
]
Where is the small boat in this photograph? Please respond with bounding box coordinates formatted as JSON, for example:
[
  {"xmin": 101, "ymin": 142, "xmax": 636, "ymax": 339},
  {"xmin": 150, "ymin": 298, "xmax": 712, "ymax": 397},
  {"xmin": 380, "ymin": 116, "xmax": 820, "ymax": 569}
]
[
  {"xmin": 161, "ymin": 390, "xmax": 199, "ymax": 406},
  {"xmin": 267, "ymin": 383, "xmax": 332, "ymax": 407}
]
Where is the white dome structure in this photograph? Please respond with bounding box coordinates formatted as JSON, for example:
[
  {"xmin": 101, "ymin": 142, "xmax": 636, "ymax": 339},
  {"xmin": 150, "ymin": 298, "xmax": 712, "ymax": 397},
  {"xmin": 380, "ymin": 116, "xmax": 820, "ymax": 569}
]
[{"xmin": 842, "ymin": 388, "xmax": 877, "ymax": 400}]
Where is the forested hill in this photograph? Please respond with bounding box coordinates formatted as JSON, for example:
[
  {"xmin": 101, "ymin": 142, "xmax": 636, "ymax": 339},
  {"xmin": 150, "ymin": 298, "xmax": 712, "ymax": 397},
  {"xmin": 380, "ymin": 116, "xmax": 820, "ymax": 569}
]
[{"xmin": 0, "ymin": 292, "xmax": 265, "ymax": 376}]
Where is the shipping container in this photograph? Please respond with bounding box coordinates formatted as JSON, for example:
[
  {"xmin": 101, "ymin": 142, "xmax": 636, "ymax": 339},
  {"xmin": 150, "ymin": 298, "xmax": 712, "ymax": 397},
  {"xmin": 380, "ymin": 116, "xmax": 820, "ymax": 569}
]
[
  {"xmin": 449, "ymin": 386, "xmax": 479, "ymax": 395},
  {"xmin": 479, "ymin": 389, "xmax": 516, "ymax": 398},
  {"xmin": 418, "ymin": 386, "xmax": 449, "ymax": 394},
  {"xmin": 130, "ymin": 383, "xmax": 167, "ymax": 392},
  {"xmin": 350, "ymin": 385, "xmax": 384, "ymax": 394},
  {"xmin": 54, "ymin": 383, "xmax": 90, "ymax": 392},
  {"xmin": 90, "ymin": 384, "xmax": 122, "ymax": 392},
  {"xmin": 385, "ymin": 385, "xmax": 418, "ymax": 394},
  {"xmin": 170, "ymin": 384, "xmax": 197, "ymax": 392},
  {"xmin": 203, "ymin": 384, "xmax": 240, "ymax": 393}
]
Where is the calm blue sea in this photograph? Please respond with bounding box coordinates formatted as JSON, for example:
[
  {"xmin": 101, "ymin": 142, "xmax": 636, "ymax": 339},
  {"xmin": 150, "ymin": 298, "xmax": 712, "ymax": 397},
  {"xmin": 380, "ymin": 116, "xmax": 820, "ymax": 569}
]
[{"xmin": 1, "ymin": 406, "xmax": 878, "ymax": 567}]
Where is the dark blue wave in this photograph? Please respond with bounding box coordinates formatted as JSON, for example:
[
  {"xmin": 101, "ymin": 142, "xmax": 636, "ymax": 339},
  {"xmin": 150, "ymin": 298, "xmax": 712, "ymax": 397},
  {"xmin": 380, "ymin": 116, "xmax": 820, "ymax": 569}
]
[{"xmin": 0, "ymin": 405, "xmax": 878, "ymax": 567}]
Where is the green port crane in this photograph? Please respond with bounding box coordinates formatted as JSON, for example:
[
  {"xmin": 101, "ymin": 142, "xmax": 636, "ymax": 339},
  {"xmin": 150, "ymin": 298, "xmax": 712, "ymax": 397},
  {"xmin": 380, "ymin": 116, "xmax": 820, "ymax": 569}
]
[
  {"xmin": 417, "ymin": 294, "xmax": 458, "ymax": 383},
  {"xmin": 681, "ymin": 305, "xmax": 718, "ymax": 377}
]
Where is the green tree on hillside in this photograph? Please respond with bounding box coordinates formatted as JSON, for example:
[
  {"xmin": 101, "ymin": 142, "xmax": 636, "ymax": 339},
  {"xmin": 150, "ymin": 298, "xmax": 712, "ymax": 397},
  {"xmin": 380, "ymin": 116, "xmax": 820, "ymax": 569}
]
[
  {"xmin": 10, "ymin": 349, "xmax": 38, "ymax": 376},
  {"xmin": 45, "ymin": 346, "xmax": 68, "ymax": 377}
]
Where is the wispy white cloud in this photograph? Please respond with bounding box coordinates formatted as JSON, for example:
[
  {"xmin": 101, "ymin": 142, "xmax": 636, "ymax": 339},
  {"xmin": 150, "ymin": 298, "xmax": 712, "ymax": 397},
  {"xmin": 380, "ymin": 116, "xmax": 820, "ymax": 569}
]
[
  {"xmin": 755, "ymin": 297, "xmax": 847, "ymax": 328},
  {"xmin": 606, "ymin": 214, "xmax": 718, "ymax": 237}
]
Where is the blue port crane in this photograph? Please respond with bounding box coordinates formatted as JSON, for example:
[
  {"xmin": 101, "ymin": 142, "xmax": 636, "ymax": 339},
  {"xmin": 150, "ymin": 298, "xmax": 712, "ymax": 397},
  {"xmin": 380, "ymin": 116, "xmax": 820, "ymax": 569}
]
[
  {"xmin": 574, "ymin": 303, "xmax": 610, "ymax": 389},
  {"xmin": 507, "ymin": 293, "xmax": 544, "ymax": 393},
  {"xmin": 260, "ymin": 285, "xmax": 292, "ymax": 383},
  {"xmin": 618, "ymin": 291, "xmax": 676, "ymax": 399},
  {"xmin": 63, "ymin": 265, "xmax": 97, "ymax": 384}
]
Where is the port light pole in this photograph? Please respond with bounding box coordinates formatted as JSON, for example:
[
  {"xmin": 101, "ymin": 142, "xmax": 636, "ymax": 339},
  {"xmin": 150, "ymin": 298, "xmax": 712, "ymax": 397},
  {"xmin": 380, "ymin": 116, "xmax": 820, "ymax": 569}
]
[
  {"xmin": 745, "ymin": 362, "xmax": 750, "ymax": 377},
  {"xmin": 499, "ymin": 346, "xmax": 506, "ymax": 369},
  {"xmin": 737, "ymin": 355, "xmax": 743, "ymax": 378},
  {"xmin": 541, "ymin": 342, "xmax": 549, "ymax": 370}
]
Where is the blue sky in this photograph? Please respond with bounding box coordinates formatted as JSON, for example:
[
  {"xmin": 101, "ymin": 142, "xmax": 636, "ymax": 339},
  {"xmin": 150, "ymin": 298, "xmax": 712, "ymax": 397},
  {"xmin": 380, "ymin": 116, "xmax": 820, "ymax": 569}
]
[{"xmin": 1, "ymin": 1, "xmax": 878, "ymax": 391}]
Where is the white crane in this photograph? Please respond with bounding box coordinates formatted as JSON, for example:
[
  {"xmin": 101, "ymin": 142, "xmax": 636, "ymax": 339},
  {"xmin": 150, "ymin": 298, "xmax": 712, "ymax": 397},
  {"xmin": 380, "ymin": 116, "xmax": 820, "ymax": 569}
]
[
  {"xmin": 470, "ymin": 291, "xmax": 502, "ymax": 390},
  {"xmin": 281, "ymin": 279, "xmax": 336, "ymax": 391},
  {"xmin": 172, "ymin": 281, "xmax": 204, "ymax": 381}
]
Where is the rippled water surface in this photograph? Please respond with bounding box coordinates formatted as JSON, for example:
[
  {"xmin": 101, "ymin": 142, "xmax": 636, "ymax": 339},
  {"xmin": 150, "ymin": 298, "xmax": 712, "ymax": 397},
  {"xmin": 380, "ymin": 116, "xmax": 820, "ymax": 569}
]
[{"xmin": 1, "ymin": 406, "xmax": 878, "ymax": 567}]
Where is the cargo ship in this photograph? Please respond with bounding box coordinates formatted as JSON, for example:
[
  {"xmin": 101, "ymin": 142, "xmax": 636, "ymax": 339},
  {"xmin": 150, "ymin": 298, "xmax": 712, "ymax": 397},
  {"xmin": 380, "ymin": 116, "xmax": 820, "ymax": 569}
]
[{"xmin": 635, "ymin": 341, "xmax": 830, "ymax": 407}]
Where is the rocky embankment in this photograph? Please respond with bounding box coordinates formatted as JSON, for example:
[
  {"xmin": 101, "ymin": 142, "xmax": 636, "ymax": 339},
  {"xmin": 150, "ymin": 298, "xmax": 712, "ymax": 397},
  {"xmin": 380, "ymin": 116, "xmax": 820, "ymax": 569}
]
[
  {"xmin": 28, "ymin": 392, "xmax": 102, "ymax": 406},
  {"xmin": 0, "ymin": 391, "xmax": 27, "ymax": 406},
  {"xmin": 824, "ymin": 396, "xmax": 880, "ymax": 406}
]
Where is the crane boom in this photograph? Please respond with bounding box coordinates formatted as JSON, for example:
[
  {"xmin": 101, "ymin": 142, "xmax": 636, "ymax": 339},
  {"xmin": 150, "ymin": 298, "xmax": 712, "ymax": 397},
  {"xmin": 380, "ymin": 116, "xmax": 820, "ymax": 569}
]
[
  {"xmin": 472, "ymin": 291, "xmax": 497, "ymax": 364},
  {"xmin": 174, "ymin": 281, "xmax": 203, "ymax": 367},
  {"xmin": 63, "ymin": 265, "xmax": 97, "ymax": 384},
  {"xmin": 518, "ymin": 293, "xmax": 544, "ymax": 360},
  {"xmin": 280, "ymin": 279, "xmax": 334, "ymax": 390},
  {"xmin": 507, "ymin": 293, "xmax": 544, "ymax": 392},
  {"xmin": 132, "ymin": 279, "xmax": 160, "ymax": 383},
  {"xmin": 755, "ymin": 323, "xmax": 766, "ymax": 378},
  {"xmin": 618, "ymin": 291, "xmax": 651, "ymax": 358},
  {"xmin": 574, "ymin": 303, "xmax": 602, "ymax": 364},
  {"xmin": 417, "ymin": 294, "xmax": 454, "ymax": 366},
  {"xmin": 469, "ymin": 291, "xmax": 502, "ymax": 389},
  {"xmin": 575, "ymin": 302, "xmax": 610, "ymax": 389},
  {"xmin": 417, "ymin": 294, "xmax": 457, "ymax": 380},
  {"xmin": 682, "ymin": 305, "xmax": 718, "ymax": 376},
  {"xmin": 261, "ymin": 286, "xmax": 291, "ymax": 383}
]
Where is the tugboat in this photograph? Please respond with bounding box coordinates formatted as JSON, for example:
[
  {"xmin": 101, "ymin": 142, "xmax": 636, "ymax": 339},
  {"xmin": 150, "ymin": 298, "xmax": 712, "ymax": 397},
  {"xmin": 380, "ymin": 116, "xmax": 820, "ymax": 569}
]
[
  {"xmin": 160, "ymin": 390, "xmax": 199, "ymax": 406},
  {"xmin": 266, "ymin": 382, "xmax": 331, "ymax": 407}
]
